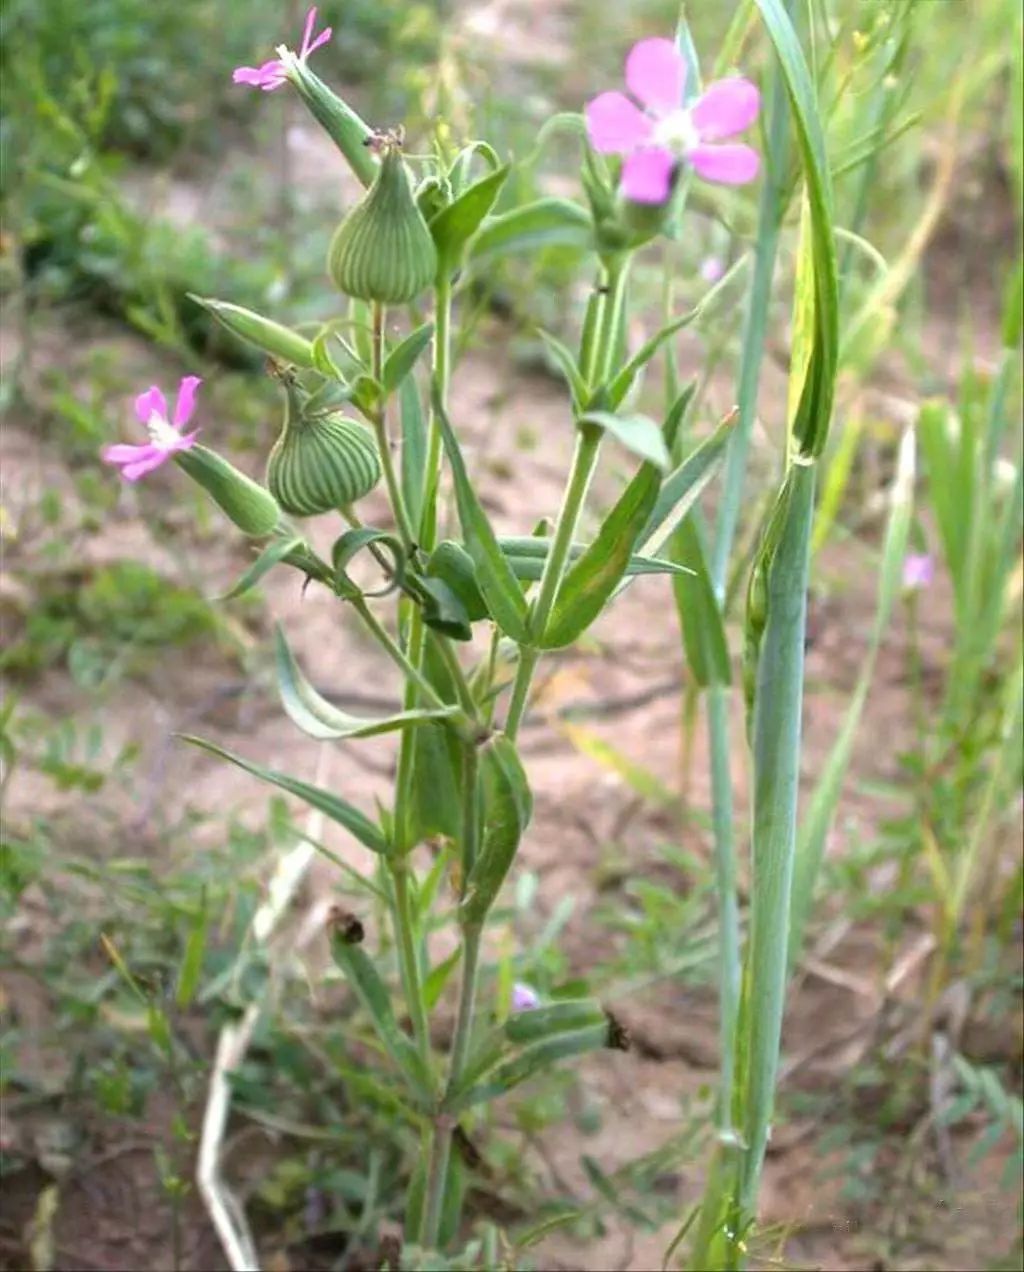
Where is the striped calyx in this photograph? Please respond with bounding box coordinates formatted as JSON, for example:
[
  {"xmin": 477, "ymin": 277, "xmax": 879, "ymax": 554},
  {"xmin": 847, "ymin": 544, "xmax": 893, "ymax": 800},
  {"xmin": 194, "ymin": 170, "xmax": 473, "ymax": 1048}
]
[
  {"xmin": 267, "ymin": 386, "xmax": 381, "ymax": 517},
  {"xmin": 327, "ymin": 145, "xmax": 437, "ymax": 304}
]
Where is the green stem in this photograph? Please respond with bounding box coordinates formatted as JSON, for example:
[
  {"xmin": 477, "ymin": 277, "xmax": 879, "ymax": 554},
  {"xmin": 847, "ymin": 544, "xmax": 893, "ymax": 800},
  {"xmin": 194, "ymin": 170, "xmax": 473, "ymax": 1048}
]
[
  {"xmin": 504, "ymin": 258, "xmax": 629, "ymax": 741},
  {"xmin": 350, "ymin": 596, "xmax": 446, "ymax": 708},
  {"xmin": 419, "ymin": 749, "xmax": 481, "ymax": 1251},
  {"xmin": 370, "ymin": 301, "xmax": 417, "ymax": 551},
  {"xmin": 390, "ymin": 862, "xmax": 431, "ymax": 1067},
  {"xmin": 394, "ymin": 277, "xmax": 453, "ymax": 852},
  {"xmin": 707, "ymin": 684, "xmax": 740, "ymax": 1137}
]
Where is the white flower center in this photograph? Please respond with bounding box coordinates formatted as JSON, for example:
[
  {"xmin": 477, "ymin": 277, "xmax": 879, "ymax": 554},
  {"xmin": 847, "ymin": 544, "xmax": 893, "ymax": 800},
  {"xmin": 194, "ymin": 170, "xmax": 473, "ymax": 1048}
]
[
  {"xmin": 146, "ymin": 412, "xmax": 179, "ymax": 450},
  {"xmin": 652, "ymin": 108, "xmax": 700, "ymax": 156}
]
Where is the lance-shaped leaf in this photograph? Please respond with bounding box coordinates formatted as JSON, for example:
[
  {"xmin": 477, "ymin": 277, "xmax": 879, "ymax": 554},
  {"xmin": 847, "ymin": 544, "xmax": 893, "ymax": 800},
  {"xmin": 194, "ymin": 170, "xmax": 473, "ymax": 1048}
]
[
  {"xmin": 181, "ymin": 736, "xmax": 387, "ymax": 855},
  {"xmin": 382, "ymin": 322, "xmax": 434, "ymax": 394},
  {"xmin": 430, "ymin": 166, "xmax": 510, "ymax": 270},
  {"xmin": 469, "ymin": 197, "xmax": 592, "ymax": 264},
  {"xmin": 331, "ymin": 527, "xmax": 406, "ymax": 597},
  {"xmin": 400, "ymin": 376, "xmax": 428, "ymax": 536},
  {"xmin": 221, "ymin": 534, "xmax": 304, "ymax": 600},
  {"xmin": 447, "ymin": 1023, "xmax": 611, "ymax": 1113},
  {"xmin": 275, "ymin": 626, "xmax": 460, "ymax": 741},
  {"xmin": 190, "ymin": 296, "xmax": 315, "ymax": 367},
  {"xmin": 578, "ymin": 412, "xmax": 670, "ymax": 470},
  {"xmin": 670, "ymin": 518, "xmax": 731, "ymax": 688},
  {"xmin": 459, "ymin": 734, "xmax": 533, "ymax": 927},
  {"xmin": 498, "ymin": 537, "xmax": 692, "ymax": 581},
  {"xmin": 329, "ymin": 927, "xmax": 432, "ymax": 1099},
  {"xmin": 537, "ymin": 330, "xmax": 587, "ymax": 410},
  {"xmin": 433, "ymin": 386, "xmax": 531, "ymax": 642},
  {"xmin": 635, "ymin": 405, "xmax": 737, "ymax": 559}
]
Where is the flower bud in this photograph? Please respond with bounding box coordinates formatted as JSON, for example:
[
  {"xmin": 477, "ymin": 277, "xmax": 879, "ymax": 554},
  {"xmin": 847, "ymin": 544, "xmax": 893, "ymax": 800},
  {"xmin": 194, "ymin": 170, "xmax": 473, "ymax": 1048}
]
[
  {"xmin": 267, "ymin": 385, "xmax": 381, "ymax": 516},
  {"xmin": 175, "ymin": 445, "xmax": 281, "ymax": 537},
  {"xmin": 190, "ymin": 295, "xmax": 315, "ymax": 368},
  {"xmin": 327, "ymin": 145, "xmax": 438, "ymax": 304}
]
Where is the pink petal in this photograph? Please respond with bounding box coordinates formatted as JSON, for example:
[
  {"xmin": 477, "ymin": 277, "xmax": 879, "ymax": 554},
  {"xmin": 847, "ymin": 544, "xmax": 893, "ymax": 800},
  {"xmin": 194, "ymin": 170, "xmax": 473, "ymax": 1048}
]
[
  {"xmin": 103, "ymin": 443, "xmax": 156, "ymax": 465},
  {"xmin": 305, "ymin": 25, "xmax": 331, "ymax": 56},
  {"xmin": 625, "ymin": 38, "xmax": 686, "ymax": 116},
  {"xmin": 135, "ymin": 386, "xmax": 168, "ymax": 425},
  {"xmin": 691, "ymin": 78, "xmax": 761, "ymax": 142},
  {"xmin": 688, "ymin": 143, "xmax": 760, "ymax": 185},
  {"xmin": 300, "ymin": 6, "xmax": 318, "ymax": 55},
  {"xmin": 232, "ymin": 61, "xmax": 286, "ymax": 90},
  {"xmin": 173, "ymin": 375, "xmax": 202, "ymax": 428},
  {"xmin": 586, "ymin": 91, "xmax": 653, "ymax": 154},
  {"xmin": 621, "ymin": 147, "xmax": 676, "ymax": 204},
  {"xmin": 122, "ymin": 452, "xmax": 172, "ymax": 482}
]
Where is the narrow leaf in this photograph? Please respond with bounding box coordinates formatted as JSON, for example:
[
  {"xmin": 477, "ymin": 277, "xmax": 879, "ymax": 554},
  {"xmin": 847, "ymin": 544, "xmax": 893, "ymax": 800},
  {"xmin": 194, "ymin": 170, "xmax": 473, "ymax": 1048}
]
[
  {"xmin": 459, "ymin": 735, "xmax": 533, "ymax": 927},
  {"xmin": 469, "ymin": 197, "xmax": 592, "ymax": 263},
  {"xmin": 671, "ymin": 518, "xmax": 731, "ymax": 688},
  {"xmin": 181, "ymin": 735, "xmax": 388, "ymax": 854},
  {"xmin": 432, "ymin": 387, "xmax": 531, "ymax": 642},
  {"xmin": 430, "ymin": 166, "xmax": 510, "ymax": 266},
  {"xmin": 579, "ymin": 412, "xmax": 670, "ymax": 470},
  {"xmin": 275, "ymin": 626, "xmax": 459, "ymax": 741},
  {"xmin": 400, "ymin": 375, "xmax": 427, "ymax": 536},
  {"xmin": 221, "ymin": 535, "xmax": 304, "ymax": 600},
  {"xmin": 383, "ymin": 322, "xmax": 434, "ymax": 393}
]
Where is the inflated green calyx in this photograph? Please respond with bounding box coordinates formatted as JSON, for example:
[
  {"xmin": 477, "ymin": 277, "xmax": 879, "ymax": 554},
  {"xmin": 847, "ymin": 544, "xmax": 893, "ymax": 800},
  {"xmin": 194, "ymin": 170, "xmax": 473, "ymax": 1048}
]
[
  {"xmin": 327, "ymin": 141, "xmax": 438, "ymax": 304},
  {"xmin": 267, "ymin": 383, "xmax": 381, "ymax": 517}
]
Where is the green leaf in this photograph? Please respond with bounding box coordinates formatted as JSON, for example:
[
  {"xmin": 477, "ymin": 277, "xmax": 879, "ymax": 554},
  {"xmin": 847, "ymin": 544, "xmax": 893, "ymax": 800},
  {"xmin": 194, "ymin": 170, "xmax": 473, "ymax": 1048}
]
[
  {"xmin": 636, "ymin": 405, "xmax": 736, "ymax": 558},
  {"xmin": 181, "ymin": 735, "xmax": 388, "ymax": 854},
  {"xmin": 407, "ymin": 635, "xmax": 464, "ymax": 846},
  {"xmin": 671, "ymin": 519, "xmax": 731, "ymax": 688},
  {"xmin": 430, "ymin": 165, "xmax": 510, "ymax": 268},
  {"xmin": 502, "ymin": 542, "xmax": 692, "ymax": 582},
  {"xmin": 537, "ymin": 330, "xmax": 586, "ymax": 409},
  {"xmin": 469, "ymin": 197, "xmax": 592, "ymax": 263},
  {"xmin": 175, "ymin": 900, "xmax": 207, "ymax": 1008},
  {"xmin": 331, "ymin": 527, "xmax": 405, "ymax": 597},
  {"xmin": 221, "ymin": 534, "xmax": 304, "ymax": 600},
  {"xmin": 540, "ymin": 453, "xmax": 664, "ymax": 650},
  {"xmin": 400, "ymin": 376, "xmax": 427, "ymax": 536},
  {"xmin": 423, "ymin": 946, "xmax": 463, "ymax": 1011},
  {"xmin": 754, "ymin": 0, "xmax": 838, "ymax": 458},
  {"xmin": 503, "ymin": 999, "xmax": 607, "ymax": 1045},
  {"xmin": 432, "ymin": 386, "xmax": 531, "ymax": 642},
  {"xmin": 447, "ymin": 1024, "xmax": 609, "ymax": 1112},
  {"xmin": 578, "ymin": 412, "xmax": 670, "ymax": 470},
  {"xmin": 459, "ymin": 735, "xmax": 533, "ymax": 926},
  {"xmin": 424, "ymin": 540, "xmax": 490, "ymax": 625},
  {"xmin": 329, "ymin": 929, "xmax": 432, "ymax": 1099},
  {"xmin": 274, "ymin": 626, "xmax": 459, "ymax": 741},
  {"xmin": 789, "ymin": 428, "xmax": 916, "ymax": 962},
  {"xmin": 382, "ymin": 322, "xmax": 434, "ymax": 393},
  {"xmin": 606, "ymin": 308, "xmax": 701, "ymax": 408}
]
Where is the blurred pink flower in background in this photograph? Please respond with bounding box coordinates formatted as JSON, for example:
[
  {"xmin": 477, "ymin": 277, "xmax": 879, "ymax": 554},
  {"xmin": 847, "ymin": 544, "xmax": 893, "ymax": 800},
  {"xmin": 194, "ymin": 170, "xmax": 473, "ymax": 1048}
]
[
  {"xmin": 233, "ymin": 6, "xmax": 332, "ymax": 92},
  {"xmin": 102, "ymin": 377, "xmax": 201, "ymax": 482},
  {"xmin": 700, "ymin": 256, "xmax": 725, "ymax": 283},
  {"xmin": 586, "ymin": 37, "xmax": 760, "ymax": 203},
  {"xmin": 511, "ymin": 982, "xmax": 540, "ymax": 1012},
  {"xmin": 902, "ymin": 553, "xmax": 935, "ymax": 591}
]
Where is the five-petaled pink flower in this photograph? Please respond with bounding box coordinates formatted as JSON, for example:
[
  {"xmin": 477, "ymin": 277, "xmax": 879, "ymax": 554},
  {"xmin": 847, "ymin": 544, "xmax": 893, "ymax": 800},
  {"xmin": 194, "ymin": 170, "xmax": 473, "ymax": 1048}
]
[
  {"xmin": 103, "ymin": 377, "xmax": 202, "ymax": 482},
  {"xmin": 586, "ymin": 38, "xmax": 760, "ymax": 204},
  {"xmin": 233, "ymin": 6, "xmax": 332, "ymax": 92}
]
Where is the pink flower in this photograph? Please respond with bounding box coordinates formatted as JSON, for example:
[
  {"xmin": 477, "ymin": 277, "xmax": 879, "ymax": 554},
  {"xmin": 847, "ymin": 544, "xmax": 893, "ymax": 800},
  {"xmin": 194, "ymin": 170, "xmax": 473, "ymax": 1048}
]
[
  {"xmin": 586, "ymin": 37, "xmax": 760, "ymax": 204},
  {"xmin": 511, "ymin": 982, "xmax": 540, "ymax": 1012},
  {"xmin": 233, "ymin": 6, "xmax": 332, "ymax": 92},
  {"xmin": 102, "ymin": 377, "xmax": 201, "ymax": 482},
  {"xmin": 902, "ymin": 553, "xmax": 934, "ymax": 591}
]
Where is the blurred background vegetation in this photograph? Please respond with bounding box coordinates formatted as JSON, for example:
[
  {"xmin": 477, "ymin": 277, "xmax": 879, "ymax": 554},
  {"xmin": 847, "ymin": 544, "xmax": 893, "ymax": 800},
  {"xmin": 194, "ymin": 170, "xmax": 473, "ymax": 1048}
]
[{"xmin": 1, "ymin": 1, "xmax": 1021, "ymax": 1270}]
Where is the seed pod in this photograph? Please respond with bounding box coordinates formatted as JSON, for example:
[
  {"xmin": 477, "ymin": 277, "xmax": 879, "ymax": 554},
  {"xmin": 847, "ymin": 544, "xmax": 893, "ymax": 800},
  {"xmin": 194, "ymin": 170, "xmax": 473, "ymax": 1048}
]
[
  {"xmin": 267, "ymin": 387, "xmax": 381, "ymax": 517},
  {"xmin": 174, "ymin": 445, "xmax": 280, "ymax": 537},
  {"xmin": 327, "ymin": 147, "xmax": 438, "ymax": 304}
]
